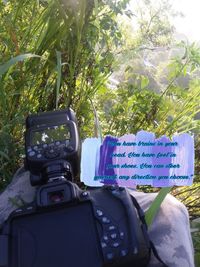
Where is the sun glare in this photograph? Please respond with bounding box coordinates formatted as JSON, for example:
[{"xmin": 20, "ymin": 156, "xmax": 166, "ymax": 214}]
[{"xmin": 170, "ymin": 0, "xmax": 200, "ymax": 42}]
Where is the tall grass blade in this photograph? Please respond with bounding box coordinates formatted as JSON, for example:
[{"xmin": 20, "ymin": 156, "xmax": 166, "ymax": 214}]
[
  {"xmin": 0, "ymin": 54, "xmax": 40, "ymax": 77},
  {"xmin": 56, "ymin": 51, "xmax": 62, "ymax": 109},
  {"xmin": 89, "ymin": 97, "xmax": 102, "ymax": 141},
  {"xmin": 0, "ymin": 151, "xmax": 9, "ymax": 161},
  {"xmin": 145, "ymin": 187, "xmax": 172, "ymax": 226}
]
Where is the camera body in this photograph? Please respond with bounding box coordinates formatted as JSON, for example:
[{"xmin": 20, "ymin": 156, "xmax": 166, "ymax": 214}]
[
  {"xmin": 0, "ymin": 109, "xmax": 150, "ymax": 267},
  {"xmin": 0, "ymin": 182, "xmax": 150, "ymax": 267}
]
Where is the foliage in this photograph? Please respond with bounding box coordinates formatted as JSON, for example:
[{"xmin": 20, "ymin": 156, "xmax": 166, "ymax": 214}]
[
  {"xmin": 0, "ymin": 0, "xmax": 130, "ymax": 189},
  {"xmin": 190, "ymin": 218, "xmax": 200, "ymax": 266},
  {"xmin": 173, "ymin": 184, "xmax": 200, "ymax": 219},
  {"xmin": 130, "ymin": 0, "xmax": 176, "ymax": 47}
]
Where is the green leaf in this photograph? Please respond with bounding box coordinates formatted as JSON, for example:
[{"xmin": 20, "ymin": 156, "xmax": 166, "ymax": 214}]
[
  {"xmin": 89, "ymin": 97, "xmax": 102, "ymax": 141},
  {"xmin": 145, "ymin": 187, "xmax": 172, "ymax": 226},
  {"xmin": 0, "ymin": 151, "xmax": 10, "ymax": 160},
  {"xmin": 94, "ymin": 0, "xmax": 99, "ymax": 16},
  {"xmin": 56, "ymin": 51, "xmax": 62, "ymax": 109},
  {"xmin": 195, "ymin": 253, "xmax": 200, "ymax": 266},
  {"xmin": 183, "ymin": 65, "xmax": 187, "ymax": 76},
  {"xmin": 141, "ymin": 76, "xmax": 149, "ymax": 89},
  {"xmin": 0, "ymin": 54, "xmax": 40, "ymax": 77}
]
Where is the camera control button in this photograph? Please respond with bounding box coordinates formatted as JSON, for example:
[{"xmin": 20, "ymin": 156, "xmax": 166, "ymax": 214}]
[
  {"xmin": 44, "ymin": 147, "xmax": 59, "ymax": 159},
  {"xmin": 120, "ymin": 232, "xmax": 124, "ymax": 239},
  {"xmin": 103, "ymin": 235, "xmax": 109, "ymax": 242},
  {"xmin": 120, "ymin": 249, "xmax": 128, "ymax": 257},
  {"xmin": 110, "ymin": 233, "xmax": 117, "ymax": 239},
  {"xmin": 108, "ymin": 225, "xmax": 116, "ymax": 231},
  {"xmin": 65, "ymin": 140, "xmax": 69, "ymax": 145},
  {"xmin": 106, "ymin": 252, "xmax": 114, "ymax": 260},
  {"xmin": 29, "ymin": 151, "xmax": 35, "ymax": 157},
  {"xmin": 82, "ymin": 191, "xmax": 88, "ymax": 197},
  {"xmin": 66, "ymin": 145, "xmax": 74, "ymax": 152},
  {"xmin": 111, "ymin": 242, "xmax": 120, "ymax": 248},
  {"xmin": 96, "ymin": 209, "xmax": 103, "ymax": 217},
  {"xmin": 102, "ymin": 217, "xmax": 110, "ymax": 224},
  {"xmin": 101, "ymin": 242, "xmax": 107, "ymax": 248}
]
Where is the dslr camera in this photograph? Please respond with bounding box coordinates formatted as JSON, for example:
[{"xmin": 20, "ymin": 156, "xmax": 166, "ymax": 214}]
[{"xmin": 0, "ymin": 109, "xmax": 152, "ymax": 267}]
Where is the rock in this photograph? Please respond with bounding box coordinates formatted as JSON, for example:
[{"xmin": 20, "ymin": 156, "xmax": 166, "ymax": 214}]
[{"xmin": 128, "ymin": 190, "xmax": 194, "ymax": 267}]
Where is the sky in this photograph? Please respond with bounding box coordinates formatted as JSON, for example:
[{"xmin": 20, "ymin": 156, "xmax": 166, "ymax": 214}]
[
  {"xmin": 172, "ymin": 0, "xmax": 200, "ymax": 42},
  {"xmin": 129, "ymin": 0, "xmax": 200, "ymax": 43}
]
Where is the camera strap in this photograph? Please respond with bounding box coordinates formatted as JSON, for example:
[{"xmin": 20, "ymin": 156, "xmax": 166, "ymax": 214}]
[{"xmin": 130, "ymin": 196, "xmax": 169, "ymax": 267}]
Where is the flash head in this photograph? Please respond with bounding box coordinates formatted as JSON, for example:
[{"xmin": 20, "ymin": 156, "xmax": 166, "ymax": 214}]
[{"xmin": 25, "ymin": 109, "xmax": 80, "ymax": 186}]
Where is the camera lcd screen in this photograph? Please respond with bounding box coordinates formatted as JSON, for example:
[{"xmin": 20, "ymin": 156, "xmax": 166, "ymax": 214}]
[
  {"xmin": 10, "ymin": 203, "xmax": 102, "ymax": 267},
  {"xmin": 31, "ymin": 125, "xmax": 70, "ymax": 145}
]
